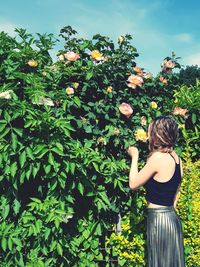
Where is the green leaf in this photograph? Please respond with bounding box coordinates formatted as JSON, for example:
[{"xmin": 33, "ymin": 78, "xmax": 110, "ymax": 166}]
[
  {"xmin": 19, "ymin": 150, "xmax": 26, "ymax": 168},
  {"xmin": 192, "ymin": 113, "xmax": 197, "ymax": 124},
  {"xmin": 8, "ymin": 237, "xmax": 13, "ymax": 251},
  {"xmin": 0, "ymin": 127, "xmax": 10, "ymax": 139},
  {"xmin": 30, "ymin": 197, "xmax": 41, "ymax": 204},
  {"xmin": 13, "ymin": 128, "xmax": 23, "ymax": 136},
  {"xmin": 86, "ymin": 71, "xmax": 93, "ymax": 80},
  {"xmin": 26, "ymin": 147, "xmax": 34, "ymax": 160},
  {"xmin": 1, "ymin": 237, "xmax": 7, "ymax": 251},
  {"xmin": 56, "ymin": 243, "xmax": 63, "ymax": 256},
  {"xmin": 51, "ymin": 147, "xmax": 64, "ymax": 156},
  {"xmin": 11, "ymin": 132, "xmax": 18, "ymax": 151},
  {"xmin": 78, "ymin": 182, "xmax": 84, "ymax": 195},
  {"xmin": 13, "ymin": 199, "xmax": 21, "ymax": 215},
  {"xmin": 10, "ymin": 162, "xmax": 18, "ymax": 177},
  {"xmin": 12, "ymin": 237, "xmax": 22, "ymax": 247},
  {"xmin": 48, "ymin": 152, "xmax": 54, "ymax": 165},
  {"xmin": 74, "ymin": 96, "xmax": 81, "ymax": 107}
]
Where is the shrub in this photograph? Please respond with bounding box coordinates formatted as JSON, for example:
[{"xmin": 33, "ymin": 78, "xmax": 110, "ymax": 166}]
[{"xmin": 0, "ymin": 26, "xmax": 198, "ymax": 266}]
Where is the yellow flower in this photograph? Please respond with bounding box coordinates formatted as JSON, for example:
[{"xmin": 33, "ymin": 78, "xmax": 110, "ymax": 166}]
[
  {"xmin": 66, "ymin": 87, "xmax": 74, "ymax": 95},
  {"xmin": 174, "ymin": 97, "xmax": 178, "ymax": 103},
  {"xmin": 42, "ymin": 71, "xmax": 47, "ymax": 76},
  {"xmin": 91, "ymin": 50, "xmax": 103, "ymax": 61},
  {"xmin": 106, "ymin": 86, "xmax": 113, "ymax": 93},
  {"xmin": 73, "ymin": 82, "xmax": 79, "ymax": 89},
  {"xmin": 151, "ymin": 101, "xmax": 157, "ymax": 109},
  {"xmin": 97, "ymin": 136, "xmax": 106, "ymax": 145},
  {"xmin": 113, "ymin": 127, "xmax": 120, "ymax": 135},
  {"xmin": 80, "ymin": 116, "xmax": 87, "ymax": 123},
  {"xmin": 135, "ymin": 129, "xmax": 148, "ymax": 142},
  {"xmin": 27, "ymin": 59, "xmax": 38, "ymax": 67}
]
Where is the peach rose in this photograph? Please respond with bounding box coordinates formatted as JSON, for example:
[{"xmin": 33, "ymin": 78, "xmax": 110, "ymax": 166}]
[
  {"xmin": 140, "ymin": 116, "xmax": 147, "ymax": 126},
  {"xmin": 133, "ymin": 66, "xmax": 144, "ymax": 76},
  {"xmin": 143, "ymin": 72, "xmax": 152, "ymax": 79},
  {"xmin": 118, "ymin": 35, "xmax": 124, "ymax": 44},
  {"xmin": 135, "ymin": 129, "xmax": 148, "ymax": 142},
  {"xmin": 58, "ymin": 54, "xmax": 65, "ymax": 61},
  {"xmin": 173, "ymin": 107, "xmax": 188, "ymax": 117},
  {"xmin": 64, "ymin": 52, "xmax": 80, "ymax": 61},
  {"xmin": 0, "ymin": 90, "xmax": 13, "ymax": 99},
  {"xmin": 66, "ymin": 87, "xmax": 74, "ymax": 95},
  {"xmin": 119, "ymin": 103, "xmax": 133, "ymax": 118},
  {"xmin": 159, "ymin": 76, "xmax": 168, "ymax": 84},
  {"xmin": 127, "ymin": 75, "xmax": 143, "ymax": 89},
  {"xmin": 27, "ymin": 59, "xmax": 38, "ymax": 67}
]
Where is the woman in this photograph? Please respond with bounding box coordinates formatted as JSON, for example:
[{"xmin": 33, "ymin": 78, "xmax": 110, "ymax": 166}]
[{"xmin": 128, "ymin": 116, "xmax": 185, "ymax": 267}]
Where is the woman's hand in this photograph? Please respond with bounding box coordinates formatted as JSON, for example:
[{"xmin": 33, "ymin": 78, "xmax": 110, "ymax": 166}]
[{"xmin": 127, "ymin": 146, "xmax": 139, "ymax": 158}]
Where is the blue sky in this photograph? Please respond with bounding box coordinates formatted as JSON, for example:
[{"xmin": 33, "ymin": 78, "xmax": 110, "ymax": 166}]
[{"xmin": 1, "ymin": 0, "xmax": 200, "ymax": 74}]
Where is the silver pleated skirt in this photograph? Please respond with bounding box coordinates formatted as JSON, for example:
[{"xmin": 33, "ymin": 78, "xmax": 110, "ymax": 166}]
[{"xmin": 147, "ymin": 206, "xmax": 185, "ymax": 267}]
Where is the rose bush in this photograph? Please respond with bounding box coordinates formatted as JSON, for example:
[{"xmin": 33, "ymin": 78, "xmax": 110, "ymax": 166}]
[{"xmin": 0, "ymin": 26, "xmax": 199, "ymax": 266}]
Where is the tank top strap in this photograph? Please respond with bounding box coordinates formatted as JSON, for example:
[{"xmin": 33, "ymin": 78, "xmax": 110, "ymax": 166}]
[{"xmin": 169, "ymin": 153, "xmax": 179, "ymax": 164}]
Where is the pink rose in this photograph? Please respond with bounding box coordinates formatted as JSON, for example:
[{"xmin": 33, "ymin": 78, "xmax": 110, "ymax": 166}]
[
  {"xmin": 161, "ymin": 59, "xmax": 175, "ymax": 69},
  {"xmin": 165, "ymin": 60, "xmax": 175, "ymax": 69},
  {"xmin": 119, "ymin": 103, "xmax": 133, "ymax": 118},
  {"xmin": 127, "ymin": 75, "xmax": 143, "ymax": 89},
  {"xmin": 64, "ymin": 52, "xmax": 80, "ymax": 61}
]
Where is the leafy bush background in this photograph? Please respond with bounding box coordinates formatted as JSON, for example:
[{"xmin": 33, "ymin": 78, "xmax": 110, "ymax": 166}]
[{"xmin": 0, "ymin": 26, "xmax": 199, "ymax": 266}]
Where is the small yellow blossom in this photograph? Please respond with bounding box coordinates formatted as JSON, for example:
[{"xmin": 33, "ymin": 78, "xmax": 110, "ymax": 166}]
[
  {"xmin": 27, "ymin": 59, "xmax": 38, "ymax": 67},
  {"xmin": 174, "ymin": 97, "xmax": 178, "ymax": 103},
  {"xmin": 42, "ymin": 71, "xmax": 47, "ymax": 76},
  {"xmin": 106, "ymin": 86, "xmax": 113, "ymax": 93},
  {"xmin": 113, "ymin": 127, "xmax": 120, "ymax": 135},
  {"xmin": 135, "ymin": 129, "xmax": 148, "ymax": 142},
  {"xmin": 151, "ymin": 101, "xmax": 157, "ymax": 109},
  {"xmin": 97, "ymin": 136, "xmax": 106, "ymax": 145},
  {"xmin": 91, "ymin": 50, "xmax": 103, "ymax": 61},
  {"xmin": 73, "ymin": 82, "xmax": 79, "ymax": 89}
]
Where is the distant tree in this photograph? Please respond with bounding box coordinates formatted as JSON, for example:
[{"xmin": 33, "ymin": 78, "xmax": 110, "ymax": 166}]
[{"xmin": 177, "ymin": 65, "xmax": 200, "ymax": 86}]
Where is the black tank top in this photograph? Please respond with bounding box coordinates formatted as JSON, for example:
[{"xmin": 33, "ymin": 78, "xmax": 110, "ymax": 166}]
[{"xmin": 144, "ymin": 154, "xmax": 182, "ymax": 206}]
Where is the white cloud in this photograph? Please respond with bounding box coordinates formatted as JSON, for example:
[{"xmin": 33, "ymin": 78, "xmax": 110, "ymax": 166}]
[
  {"xmin": 185, "ymin": 52, "xmax": 200, "ymax": 66},
  {"xmin": 174, "ymin": 33, "xmax": 193, "ymax": 43},
  {"xmin": 0, "ymin": 21, "xmax": 20, "ymax": 36}
]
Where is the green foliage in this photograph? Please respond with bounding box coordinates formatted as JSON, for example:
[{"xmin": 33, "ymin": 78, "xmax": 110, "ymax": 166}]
[
  {"xmin": 177, "ymin": 156, "xmax": 200, "ymax": 267},
  {"xmin": 176, "ymin": 65, "xmax": 200, "ymax": 86},
  {"xmin": 0, "ymin": 26, "xmax": 199, "ymax": 266}
]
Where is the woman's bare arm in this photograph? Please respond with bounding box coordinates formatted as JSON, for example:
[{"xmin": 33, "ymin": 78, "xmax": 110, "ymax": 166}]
[{"xmin": 129, "ymin": 153, "xmax": 158, "ymax": 190}]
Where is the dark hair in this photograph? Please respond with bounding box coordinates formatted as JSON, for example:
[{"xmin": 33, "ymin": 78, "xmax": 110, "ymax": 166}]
[{"xmin": 148, "ymin": 116, "xmax": 179, "ymax": 157}]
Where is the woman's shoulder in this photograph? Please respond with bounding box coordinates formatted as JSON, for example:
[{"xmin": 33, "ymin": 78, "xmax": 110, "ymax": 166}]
[{"xmin": 148, "ymin": 151, "xmax": 165, "ymax": 161}]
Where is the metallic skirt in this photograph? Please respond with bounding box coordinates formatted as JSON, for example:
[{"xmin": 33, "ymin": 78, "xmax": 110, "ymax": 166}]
[{"xmin": 147, "ymin": 206, "xmax": 185, "ymax": 267}]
